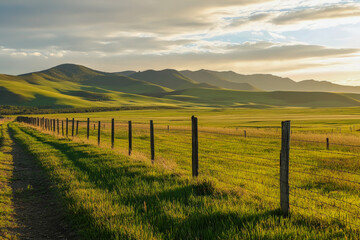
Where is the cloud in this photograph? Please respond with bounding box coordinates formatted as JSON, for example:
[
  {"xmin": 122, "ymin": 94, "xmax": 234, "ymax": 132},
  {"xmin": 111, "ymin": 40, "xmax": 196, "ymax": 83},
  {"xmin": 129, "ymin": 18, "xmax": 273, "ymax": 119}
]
[
  {"xmin": 272, "ymin": 4, "xmax": 360, "ymax": 25},
  {"xmin": 0, "ymin": 0, "xmax": 359, "ymax": 82},
  {"xmin": 1, "ymin": 41, "xmax": 358, "ymax": 75},
  {"xmin": 0, "ymin": 0, "xmax": 269, "ymax": 35}
]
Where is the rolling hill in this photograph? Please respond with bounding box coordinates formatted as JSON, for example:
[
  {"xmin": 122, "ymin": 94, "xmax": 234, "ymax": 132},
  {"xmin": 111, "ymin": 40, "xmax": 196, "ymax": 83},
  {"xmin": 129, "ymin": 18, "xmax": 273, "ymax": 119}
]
[
  {"xmin": 129, "ymin": 69, "xmax": 217, "ymax": 90},
  {"xmin": 181, "ymin": 70, "xmax": 259, "ymax": 91},
  {"xmin": 162, "ymin": 88, "xmax": 360, "ymax": 108},
  {"xmin": 21, "ymin": 64, "xmax": 171, "ymax": 95},
  {"xmin": 204, "ymin": 70, "xmax": 360, "ymax": 93},
  {"xmin": 2, "ymin": 63, "xmax": 360, "ymax": 110},
  {"xmin": 0, "ymin": 66, "xmax": 182, "ymax": 108}
]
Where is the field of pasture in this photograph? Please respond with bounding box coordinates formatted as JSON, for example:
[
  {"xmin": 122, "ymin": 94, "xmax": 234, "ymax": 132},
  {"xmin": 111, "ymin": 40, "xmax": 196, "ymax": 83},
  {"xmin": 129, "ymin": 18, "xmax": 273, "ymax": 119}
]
[{"xmin": 2, "ymin": 107, "xmax": 360, "ymax": 239}]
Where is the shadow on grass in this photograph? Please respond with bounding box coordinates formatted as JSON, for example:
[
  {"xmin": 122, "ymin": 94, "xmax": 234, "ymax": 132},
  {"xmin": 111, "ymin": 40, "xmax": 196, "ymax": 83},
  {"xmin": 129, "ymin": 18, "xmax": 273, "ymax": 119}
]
[{"xmin": 18, "ymin": 125, "xmax": 289, "ymax": 239}]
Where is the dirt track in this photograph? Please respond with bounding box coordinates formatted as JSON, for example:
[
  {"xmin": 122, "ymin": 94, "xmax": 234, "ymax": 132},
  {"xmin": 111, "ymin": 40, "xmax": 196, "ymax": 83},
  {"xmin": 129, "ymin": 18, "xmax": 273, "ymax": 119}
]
[{"xmin": 1, "ymin": 125, "xmax": 76, "ymax": 239}]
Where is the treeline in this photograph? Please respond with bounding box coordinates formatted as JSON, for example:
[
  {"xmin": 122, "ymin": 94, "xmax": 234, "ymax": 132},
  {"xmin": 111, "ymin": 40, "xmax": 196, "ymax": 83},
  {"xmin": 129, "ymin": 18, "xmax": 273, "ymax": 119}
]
[{"xmin": 0, "ymin": 105, "xmax": 179, "ymax": 115}]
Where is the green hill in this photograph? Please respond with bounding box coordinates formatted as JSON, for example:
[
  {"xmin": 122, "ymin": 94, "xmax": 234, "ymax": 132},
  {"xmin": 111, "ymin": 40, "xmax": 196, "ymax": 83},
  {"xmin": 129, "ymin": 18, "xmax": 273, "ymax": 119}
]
[
  {"xmin": 181, "ymin": 70, "xmax": 259, "ymax": 91},
  {"xmin": 162, "ymin": 88, "xmax": 360, "ymax": 108},
  {"xmin": 130, "ymin": 69, "xmax": 217, "ymax": 90},
  {"xmin": 0, "ymin": 72, "xmax": 181, "ymax": 109},
  {"xmin": 2, "ymin": 64, "xmax": 360, "ymax": 110},
  {"xmin": 209, "ymin": 71, "xmax": 360, "ymax": 93},
  {"xmin": 21, "ymin": 64, "xmax": 171, "ymax": 95}
]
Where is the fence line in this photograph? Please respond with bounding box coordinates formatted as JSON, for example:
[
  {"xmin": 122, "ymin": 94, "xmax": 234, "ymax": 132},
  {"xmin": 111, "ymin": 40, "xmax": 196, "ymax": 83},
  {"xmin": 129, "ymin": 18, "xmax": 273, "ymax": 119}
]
[{"xmin": 15, "ymin": 116, "xmax": 360, "ymax": 229}]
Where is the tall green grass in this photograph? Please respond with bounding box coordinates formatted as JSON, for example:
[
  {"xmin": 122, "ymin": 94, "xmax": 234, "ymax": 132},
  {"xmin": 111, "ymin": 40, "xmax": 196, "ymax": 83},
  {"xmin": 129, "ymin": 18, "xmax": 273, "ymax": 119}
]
[{"xmin": 10, "ymin": 121, "xmax": 360, "ymax": 239}]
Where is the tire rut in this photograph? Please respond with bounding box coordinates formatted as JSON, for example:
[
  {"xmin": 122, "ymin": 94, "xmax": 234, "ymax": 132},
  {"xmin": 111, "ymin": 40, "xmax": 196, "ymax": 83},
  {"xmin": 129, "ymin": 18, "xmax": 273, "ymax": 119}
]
[{"xmin": 5, "ymin": 125, "xmax": 76, "ymax": 239}]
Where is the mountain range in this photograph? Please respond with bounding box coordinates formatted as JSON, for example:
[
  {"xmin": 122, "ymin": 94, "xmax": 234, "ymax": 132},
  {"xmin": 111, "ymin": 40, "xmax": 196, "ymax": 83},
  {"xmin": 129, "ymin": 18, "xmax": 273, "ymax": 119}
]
[{"xmin": 1, "ymin": 63, "xmax": 360, "ymax": 109}]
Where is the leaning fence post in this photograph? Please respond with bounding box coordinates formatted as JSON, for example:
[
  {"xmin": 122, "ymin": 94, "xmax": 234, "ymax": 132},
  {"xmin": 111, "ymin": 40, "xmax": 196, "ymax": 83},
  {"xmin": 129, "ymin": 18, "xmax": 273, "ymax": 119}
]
[
  {"xmin": 280, "ymin": 120, "xmax": 290, "ymax": 217},
  {"xmin": 98, "ymin": 121, "xmax": 101, "ymax": 145},
  {"xmin": 111, "ymin": 118, "xmax": 115, "ymax": 149},
  {"xmin": 192, "ymin": 116, "xmax": 199, "ymax": 177},
  {"xmin": 87, "ymin": 118, "xmax": 90, "ymax": 140},
  {"xmin": 326, "ymin": 138, "xmax": 329, "ymax": 150},
  {"xmin": 150, "ymin": 120, "xmax": 155, "ymax": 162},
  {"xmin": 128, "ymin": 121, "xmax": 132, "ymax": 155}
]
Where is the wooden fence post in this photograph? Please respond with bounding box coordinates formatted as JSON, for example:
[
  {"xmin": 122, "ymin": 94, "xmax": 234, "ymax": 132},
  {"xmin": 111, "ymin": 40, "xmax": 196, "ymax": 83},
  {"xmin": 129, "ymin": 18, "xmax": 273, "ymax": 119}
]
[
  {"xmin": 111, "ymin": 118, "xmax": 115, "ymax": 149},
  {"xmin": 53, "ymin": 119, "xmax": 56, "ymax": 132},
  {"xmin": 57, "ymin": 119, "xmax": 59, "ymax": 134},
  {"xmin": 326, "ymin": 138, "xmax": 329, "ymax": 150},
  {"xmin": 62, "ymin": 120, "xmax": 64, "ymax": 136},
  {"xmin": 87, "ymin": 118, "xmax": 90, "ymax": 140},
  {"xmin": 98, "ymin": 121, "xmax": 101, "ymax": 145},
  {"xmin": 128, "ymin": 121, "xmax": 132, "ymax": 155},
  {"xmin": 66, "ymin": 118, "xmax": 69, "ymax": 137},
  {"xmin": 192, "ymin": 116, "xmax": 199, "ymax": 177},
  {"xmin": 244, "ymin": 130, "xmax": 247, "ymax": 138},
  {"xmin": 150, "ymin": 120, "xmax": 155, "ymax": 162},
  {"xmin": 76, "ymin": 120, "xmax": 79, "ymax": 136},
  {"xmin": 280, "ymin": 120, "xmax": 290, "ymax": 217},
  {"xmin": 168, "ymin": 125, "xmax": 170, "ymax": 132},
  {"xmin": 72, "ymin": 118, "xmax": 75, "ymax": 137}
]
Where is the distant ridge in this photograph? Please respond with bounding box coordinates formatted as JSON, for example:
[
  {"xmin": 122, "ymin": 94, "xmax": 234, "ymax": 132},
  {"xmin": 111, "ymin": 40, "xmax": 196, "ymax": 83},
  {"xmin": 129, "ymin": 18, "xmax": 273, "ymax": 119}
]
[
  {"xmin": 130, "ymin": 69, "xmax": 218, "ymax": 90},
  {"xmin": 115, "ymin": 71, "xmax": 137, "ymax": 76},
  {"xmin": 205, "ymin": 70, "xmax": 360, "ymax": 93},
  {"xmin": 181, "ymin": 70, "xmax": 259, "ymax": 91}
]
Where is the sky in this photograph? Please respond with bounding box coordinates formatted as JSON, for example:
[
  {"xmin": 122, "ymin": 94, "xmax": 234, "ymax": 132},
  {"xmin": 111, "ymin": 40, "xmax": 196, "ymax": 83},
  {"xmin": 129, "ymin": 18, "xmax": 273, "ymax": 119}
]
[{"xmin": 0, "ymin": 0, "xmax": 360, "ymax": 85}]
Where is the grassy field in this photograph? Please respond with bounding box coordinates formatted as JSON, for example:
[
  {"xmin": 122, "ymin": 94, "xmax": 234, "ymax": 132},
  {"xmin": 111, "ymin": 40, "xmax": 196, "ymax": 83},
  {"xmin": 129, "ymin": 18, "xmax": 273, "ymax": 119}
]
[{"xmin": 4, "ymin": 107, "xmax": 358, "ymax": 238}]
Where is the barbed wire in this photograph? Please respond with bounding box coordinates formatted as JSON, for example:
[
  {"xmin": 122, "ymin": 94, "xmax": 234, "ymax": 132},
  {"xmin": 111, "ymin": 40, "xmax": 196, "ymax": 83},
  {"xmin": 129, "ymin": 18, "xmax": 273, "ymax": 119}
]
[
  {"xmin": 290, "ymin": 184, "xmax": 360, "ymax": 210},
  {"xmin": 290, "ymin": 161, "xmax": 360, "ymax": 177},
  {"xmin": 290, "ymin": 202, "xmax": 360, "ymax": 230},
  {"xmin": 290, "ymin": 169, "xmax": 360, "ymax": 185},
  {"xmin": 291, "ymin": 146, "xmax": 360, "ymax": 157},
  {"xmin": 210, "ymin": 169, "xmax": 279, "ymax": 190},
  {"xmin": 198, "ymin": 152, "xmax": 279, "ymax": 170},
  {"xmin": 289, "ymin": 189, "xmax": 360, "ymax": 217}
]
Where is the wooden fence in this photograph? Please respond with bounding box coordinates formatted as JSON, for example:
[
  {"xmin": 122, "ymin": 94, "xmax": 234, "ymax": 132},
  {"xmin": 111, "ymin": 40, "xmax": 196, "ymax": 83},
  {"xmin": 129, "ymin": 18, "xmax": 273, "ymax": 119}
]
[{"xmin": 15, "ymin": 116, "xmax": 360, "ymax": 225}]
